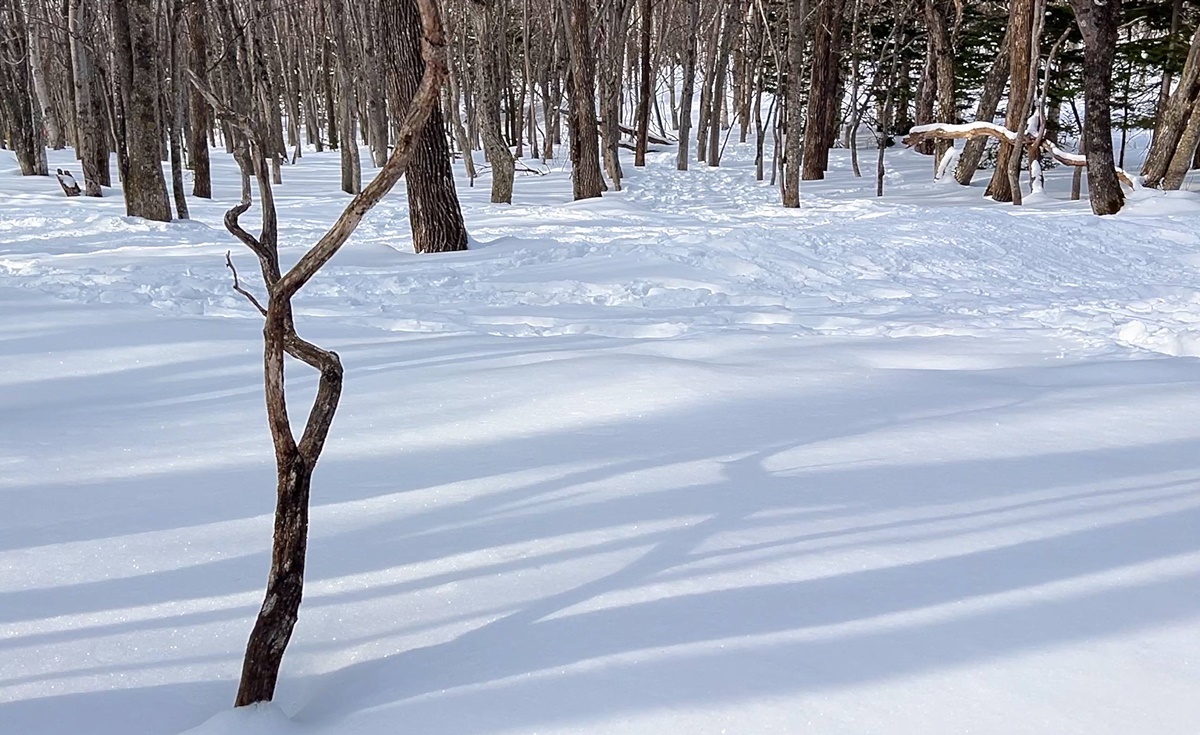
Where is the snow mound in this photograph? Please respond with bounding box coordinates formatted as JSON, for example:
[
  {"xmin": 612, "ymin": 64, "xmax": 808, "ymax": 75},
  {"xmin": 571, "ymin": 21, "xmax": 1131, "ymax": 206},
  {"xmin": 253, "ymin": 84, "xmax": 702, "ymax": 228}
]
[{"xmin": 178, "ymin": 704, "xmax": 299, "ymax": 735}]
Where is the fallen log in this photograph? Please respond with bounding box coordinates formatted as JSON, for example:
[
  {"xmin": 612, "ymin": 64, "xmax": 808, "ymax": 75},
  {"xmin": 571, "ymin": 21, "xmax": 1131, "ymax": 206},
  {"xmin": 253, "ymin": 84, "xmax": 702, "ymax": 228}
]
[{"xmin": 902, "ymin": 122, "xmax": 1135, "ymax": 189}]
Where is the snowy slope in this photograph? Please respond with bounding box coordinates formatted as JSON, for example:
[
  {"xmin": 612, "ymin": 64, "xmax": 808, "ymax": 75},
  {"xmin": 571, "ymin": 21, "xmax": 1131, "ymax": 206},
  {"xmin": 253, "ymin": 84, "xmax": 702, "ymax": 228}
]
[{"xmin": 2, "ymin": 141, "xmax": 1200, "ymax": 735}]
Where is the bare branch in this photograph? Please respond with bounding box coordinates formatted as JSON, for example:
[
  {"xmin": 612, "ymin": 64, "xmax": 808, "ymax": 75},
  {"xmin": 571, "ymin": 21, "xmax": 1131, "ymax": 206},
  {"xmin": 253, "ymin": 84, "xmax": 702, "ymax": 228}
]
[
  {"xmin": 273, "ymin": 0, "xmax": 450, "ymax": 302},
  {"xmin": 225, "ymin": 251, "xmax": 268, "ymax": 317}
]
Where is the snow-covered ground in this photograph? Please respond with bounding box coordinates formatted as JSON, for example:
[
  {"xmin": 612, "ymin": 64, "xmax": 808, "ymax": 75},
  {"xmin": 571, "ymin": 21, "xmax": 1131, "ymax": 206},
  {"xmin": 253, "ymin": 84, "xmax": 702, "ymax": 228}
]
[{"xmin": 3, "ymin": 138, "xmax": 1200, "ymax": 735}]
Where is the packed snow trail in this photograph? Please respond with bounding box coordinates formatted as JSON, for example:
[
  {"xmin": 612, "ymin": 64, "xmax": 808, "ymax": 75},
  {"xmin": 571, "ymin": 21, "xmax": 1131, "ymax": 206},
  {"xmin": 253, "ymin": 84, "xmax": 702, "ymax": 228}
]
[{"xmin": 2, "ymin": 142, "xmax": 1200, "ymax": 735}]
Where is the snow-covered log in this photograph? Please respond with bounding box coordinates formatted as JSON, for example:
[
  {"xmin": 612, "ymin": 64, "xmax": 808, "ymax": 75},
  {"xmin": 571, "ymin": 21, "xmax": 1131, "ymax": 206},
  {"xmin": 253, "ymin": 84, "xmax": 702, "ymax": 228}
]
[{"xmin": 902, "ymin": 122, "xmax": 1135, "ymax": 189}]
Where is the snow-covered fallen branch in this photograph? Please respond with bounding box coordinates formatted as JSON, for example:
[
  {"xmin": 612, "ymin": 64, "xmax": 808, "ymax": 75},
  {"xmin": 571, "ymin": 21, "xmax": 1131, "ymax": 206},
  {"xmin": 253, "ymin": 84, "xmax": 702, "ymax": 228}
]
[{"xmin": 901, "ymin": 123, "xmax": 1135, "ymax": 189}]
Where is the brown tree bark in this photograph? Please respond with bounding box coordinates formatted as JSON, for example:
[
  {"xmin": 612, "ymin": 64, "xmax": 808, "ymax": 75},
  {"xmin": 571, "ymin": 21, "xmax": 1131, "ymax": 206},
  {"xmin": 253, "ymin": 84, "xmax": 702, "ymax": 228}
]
[
  {"xmin": 802, "ymin": 0, "xmax": 845, "ymax": 179},
  {"xmin": 634, "ymin": 0, "xmax": 652, "ymax": 166},
  {"xmin": 384, "ymin": 0, "xmax": 469, "ymax": 251},
  {"xmin": 205, "ymin": 0, "xmax": 452, "ymax": 707},
  {"xmin": 986, "ymin": 0, "xmax": 1034, "ymax": 203},
  {"xmin": 562, "ymin": 0, "xmax": 605, "ymax": 199},
  {"xmin": 1069, "ymin": 0, "xmax": 1124, "ymax": 214},
  {"xmin": 954, "ymin": 28, "xmax": 1009, "ymax": 185},
  {"xmin": 676, "ymin": 0, "xmax": 698, "ymax": 171},
  {"xmin": 1163, "ymin": 94, "xmax": 1200, "ymax": 189},
  {"xmin": 68, "ymin": 0, "xmax": 107, "ymax": 193},
  {"xmin": 1142, "ymin": 25, "xmax": 1200, "ymax": 188},
  {"xmin": 186, "ymin": 0, "xmax": 211, "ymax": 197},
  {"xmin": 707, "ymin": 0, "xmax": 744, "ymax": 167},
  {"xmin": 111, "ymin": 0, "xmax": 172, "ymax": 221},
  {"xmin": 782, "ymin": 0, "xmax": 807, "ymax": 207},
  {"xmin": 0, "ymin": 0, "xmax": 47, "ymax": 176},
  {"xmin": 474, "ymin": 0, "xmax": 515, "ymax": 202}
]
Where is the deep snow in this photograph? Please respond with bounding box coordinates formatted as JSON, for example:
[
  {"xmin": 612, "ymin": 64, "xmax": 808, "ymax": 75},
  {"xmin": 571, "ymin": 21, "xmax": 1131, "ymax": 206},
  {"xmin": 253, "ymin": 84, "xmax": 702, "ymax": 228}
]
[{"xmin": 2, "ymin": 136, "xmax": 1200, "ymax": 735}]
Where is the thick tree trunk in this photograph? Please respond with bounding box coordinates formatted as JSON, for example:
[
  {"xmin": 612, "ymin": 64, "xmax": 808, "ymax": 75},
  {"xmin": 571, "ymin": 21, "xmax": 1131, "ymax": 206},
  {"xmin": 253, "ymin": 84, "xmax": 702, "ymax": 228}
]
[
  {"xmin": 384, "ymin": 0, "xmax": 469, "ymax": 250},
  {"xmin": 1143, "ymin": 25, "xmax": 1200, "ymax": 188},
  {"xmin": 1070, "ymin": 0, "xmax": 1124, "ymax": 214},
  {"xmin": 563, "ymin": 0, "xmax": 605, "ymax": 199},
  {"xmin": 112, "ymin": 0, "xmax": 172, "ymax": 221},
  {"xmin": 802, "ymin": 0, "xmax": 845, "ymax": 179}
]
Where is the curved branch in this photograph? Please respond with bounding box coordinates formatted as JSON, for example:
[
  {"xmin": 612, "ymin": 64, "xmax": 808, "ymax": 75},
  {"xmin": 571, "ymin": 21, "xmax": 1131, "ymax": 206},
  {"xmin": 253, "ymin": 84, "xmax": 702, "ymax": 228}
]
[{"xmin": 274, "ymin": 0, "xmax": 449, "ymax": 302}]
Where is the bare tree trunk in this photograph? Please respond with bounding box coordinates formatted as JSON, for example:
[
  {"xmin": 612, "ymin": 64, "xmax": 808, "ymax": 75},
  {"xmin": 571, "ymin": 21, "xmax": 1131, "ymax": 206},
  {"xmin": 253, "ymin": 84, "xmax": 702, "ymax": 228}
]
[
  {"xmin": 1161, "ymin": 86, "xmax": 1200, "ymax": 189},
  {"xmin": 385, "ymin": 0, "xmax": 468, "ymax": 251},
  {"xmin": 954, "ymin": 28, "xmax": 1009, "ymax": 185},
  {"xmin": 927, "ymin": 0, "xmax": 954, "ymax": 163},
  {"xmin": 166, "ymin": 0, "xmax": 190, "ymax": 219},
  {"xmin": 676, "ymin": 0, "xmax": 697, "ymax": 171},
  {"xmin": 474, "ymin": 0, "xmax": 515, "ymax": 202},
  {"xmin": 0, "ymin": 0, "xmax": 46, "ymax": 176},
  {"xmin": 1069, "ymin": 0, "xmax": 1124, "ymax": 214},
  {"xmin": 217, "ymin": 0, "xmax": 451, "ymax": 706},
  {"xmin": 26, "ymin": 3, "xmax": 63, "ymax": 151},
  {"xmin": 634, "ymin": 0, "xmax": 652, "ymax": 166},
  {"xmin": 335, "ymin": 0, "xmax": 362, "ymax": 193},
  {"xmin": 802, "ymin": 0, "xmax": 845, "ymax": 179},
  {"xmin": 69, "ymin": 0, "xmax": 107, "ymax": 193},
  {"xmin": 706, "ymin": 0, "xmax": 743, "ymax": 167},
  {"xmin": 986, "ymin": 0, "xmax": 1033, "ymax": 203},
  {"xmin": 112, "ymin": 0, "xmax": 172, "ymax": 221},
  {"xmin": 1143, "ymin": 25, "xmax": 1200, "ymax": 188},
  {"xmin": 186, "ymin": 0, "xmax": 211, "ymax": 197},
  {"xmin": 782, "ymin": 0, "xmax": 807, "ymax": 207},
  {"xmin": 563, "ymin": 0, "xmax": 605, "ymax": 198}
]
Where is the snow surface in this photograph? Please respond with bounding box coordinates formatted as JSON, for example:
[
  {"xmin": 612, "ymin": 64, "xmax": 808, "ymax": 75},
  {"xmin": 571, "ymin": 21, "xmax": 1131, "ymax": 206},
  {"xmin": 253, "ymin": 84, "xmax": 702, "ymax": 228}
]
[{"xmin": 3, "ymin": 139, "xmax": 1200, "ymax": 735}]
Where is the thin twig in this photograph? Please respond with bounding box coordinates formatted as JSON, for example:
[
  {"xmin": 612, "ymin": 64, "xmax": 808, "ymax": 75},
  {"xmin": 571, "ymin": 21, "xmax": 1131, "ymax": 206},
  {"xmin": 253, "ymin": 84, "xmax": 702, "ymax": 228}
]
[{"xmin": 225, "ymin": 251, "xmax": 268, "ymax": 316}]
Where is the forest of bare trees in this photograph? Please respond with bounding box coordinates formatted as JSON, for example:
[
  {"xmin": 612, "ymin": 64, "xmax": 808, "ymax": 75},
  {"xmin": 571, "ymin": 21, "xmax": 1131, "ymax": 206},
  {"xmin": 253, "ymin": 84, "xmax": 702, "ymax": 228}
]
[
  {"xmin": 3, "ymin": 0, "xmax": 1200, "ymax": 710},
  {"xmin": 2, "ymin": 0, "xmax": 1199, "ymax": 221}
]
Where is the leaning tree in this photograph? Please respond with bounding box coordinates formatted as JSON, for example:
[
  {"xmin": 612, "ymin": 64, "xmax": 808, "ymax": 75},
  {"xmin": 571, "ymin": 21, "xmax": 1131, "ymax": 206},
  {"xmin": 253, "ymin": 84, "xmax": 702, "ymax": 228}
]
[{"xmin": 190, "ymin": 0, "xmax": 454, "ymax": 707}]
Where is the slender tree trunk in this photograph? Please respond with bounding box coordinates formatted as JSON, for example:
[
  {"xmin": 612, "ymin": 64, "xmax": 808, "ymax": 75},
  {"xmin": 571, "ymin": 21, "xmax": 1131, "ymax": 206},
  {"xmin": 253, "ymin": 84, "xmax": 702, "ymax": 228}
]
[
  {"xmin": 633, "ymin": 0, "xmax": 652, "ymax": 166},
  {"xmin": 186, "ymin": 0, "xmax": 211, "ymax": 197},
  {"xmin": 782, "ymin": 0, "xmax": 807, "ymax": 207},
  {"xmin": 986, "ymin": 0, "xmax": 1033, "ymax": 203},
  {"xmin": 26, "ymin": 6, "xmax": 63, "ymax": 151},
  {"xmin": 475, "ymin": 0, "xmax": 515, "ymax": 202},
  {"xmin": 1163, "ymin": 94, "xmax": 1200, "ymax": 189},
  {"xmin": 676, "ymin": 0, "xmax": 697, "ymax": 171},
  {"xmin": 706, "ymin": 0, "xmax": 743, "ymax": 167},
  {"xmin": 0, "ymin": 0, "xmax": 46, "ymax": 176},
  {"xmin": 69, "ymin": 0, "xmax": 107, "ymax": 193},
  {"xmin": 166, "ymin": 0, "xmax": 189, "ymax": 219}
]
